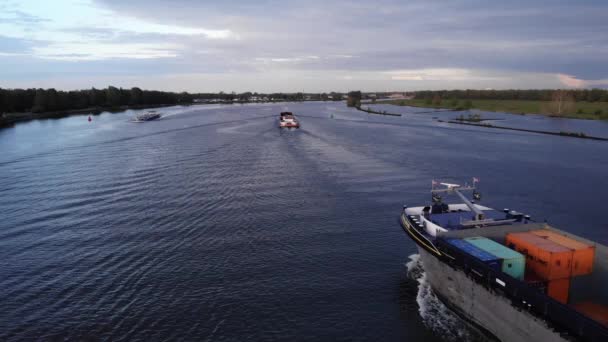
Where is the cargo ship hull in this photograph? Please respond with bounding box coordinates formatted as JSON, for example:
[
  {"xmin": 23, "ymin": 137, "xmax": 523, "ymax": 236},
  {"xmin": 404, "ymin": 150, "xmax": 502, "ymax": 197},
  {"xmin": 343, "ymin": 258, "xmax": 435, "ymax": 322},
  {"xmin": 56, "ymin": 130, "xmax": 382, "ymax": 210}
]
[
  {"xmin": 400, "ymin": 206, "xmax": 608, "ymax": 341},
  {"xmin": 417, "ymin": 247, "xmax": 567, "ymax": 341}
]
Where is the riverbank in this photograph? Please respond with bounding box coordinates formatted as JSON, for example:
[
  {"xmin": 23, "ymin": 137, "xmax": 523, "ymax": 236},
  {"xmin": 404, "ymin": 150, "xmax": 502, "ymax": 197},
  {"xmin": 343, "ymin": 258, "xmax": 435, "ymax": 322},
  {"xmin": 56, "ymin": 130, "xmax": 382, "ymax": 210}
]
[
  {"xmin": 356, "ymin": 105, "xmax": 401, "ymax": 116},
  {"xmin": 440, "ymin": 119, "xmax": 608, "ymax": 141},
  {"xmin": 378, "ymin": 99, "xmax": 608, "ymax": 120},
  {"xmin": 0, "ymin": 103, "xmax": 181, "ymax": 128}
]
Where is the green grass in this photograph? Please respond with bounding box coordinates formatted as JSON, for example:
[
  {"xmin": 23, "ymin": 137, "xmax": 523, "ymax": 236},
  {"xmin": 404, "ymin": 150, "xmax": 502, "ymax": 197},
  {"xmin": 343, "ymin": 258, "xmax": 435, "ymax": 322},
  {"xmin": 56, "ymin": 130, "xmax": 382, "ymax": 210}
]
[{"xmin": 378, "ymin": 99, "xmax": 608, "ymax": 120}]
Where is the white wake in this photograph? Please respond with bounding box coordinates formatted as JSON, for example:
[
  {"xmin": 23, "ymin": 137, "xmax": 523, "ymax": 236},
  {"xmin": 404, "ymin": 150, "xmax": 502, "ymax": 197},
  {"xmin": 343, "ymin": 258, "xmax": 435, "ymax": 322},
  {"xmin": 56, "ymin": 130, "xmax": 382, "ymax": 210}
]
[{"xmin": 406, "ymin": 254, "xmax": 478, "ymax": 341}]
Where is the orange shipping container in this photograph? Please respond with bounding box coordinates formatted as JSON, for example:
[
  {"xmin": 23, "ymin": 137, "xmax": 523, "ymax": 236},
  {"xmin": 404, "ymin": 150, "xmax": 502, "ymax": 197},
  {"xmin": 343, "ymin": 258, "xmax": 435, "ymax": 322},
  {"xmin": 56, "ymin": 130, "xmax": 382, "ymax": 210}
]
[
  {"xmin": 547, "ymin": 278, "xmax": 570, "ymax": 304},
  {"xmin": 531, "ymin": 229, "xmax": 595, "ymax": 276},
  {"xmin": 573, "ymin": 302, "xmax": 608, "ymax": 327},
  {"xmin": 505, "ymin": 232, "xmax": 573, "ymax": 280}
]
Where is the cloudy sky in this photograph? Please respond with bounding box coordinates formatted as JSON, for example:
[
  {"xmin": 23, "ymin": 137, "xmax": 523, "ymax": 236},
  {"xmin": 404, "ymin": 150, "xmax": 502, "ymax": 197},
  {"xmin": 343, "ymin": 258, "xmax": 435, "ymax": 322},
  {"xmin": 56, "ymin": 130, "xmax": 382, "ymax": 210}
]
[{"xmin": 1, "ymin": 0, "xmax": 607, "ymax": 92}]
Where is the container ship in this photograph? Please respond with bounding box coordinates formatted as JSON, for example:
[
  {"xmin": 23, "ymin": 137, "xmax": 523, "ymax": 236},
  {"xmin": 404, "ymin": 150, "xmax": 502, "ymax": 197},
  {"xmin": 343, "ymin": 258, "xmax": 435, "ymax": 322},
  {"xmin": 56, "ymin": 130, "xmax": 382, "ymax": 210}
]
[
  {"xmin": 279, "ymin": 112, "xmax": 300, "ymax": 128},
  {"xmin": 399, "ymin": 181, "xmax": 608, "ymax": 341}
]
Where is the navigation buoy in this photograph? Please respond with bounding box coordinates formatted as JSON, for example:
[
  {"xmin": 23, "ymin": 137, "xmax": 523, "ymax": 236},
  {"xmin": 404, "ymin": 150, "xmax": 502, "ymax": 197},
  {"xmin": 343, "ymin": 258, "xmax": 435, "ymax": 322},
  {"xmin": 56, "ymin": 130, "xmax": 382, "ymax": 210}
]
[{"xmin": 88, "ymin": 116, "xmax": 92, "ymax": 122}]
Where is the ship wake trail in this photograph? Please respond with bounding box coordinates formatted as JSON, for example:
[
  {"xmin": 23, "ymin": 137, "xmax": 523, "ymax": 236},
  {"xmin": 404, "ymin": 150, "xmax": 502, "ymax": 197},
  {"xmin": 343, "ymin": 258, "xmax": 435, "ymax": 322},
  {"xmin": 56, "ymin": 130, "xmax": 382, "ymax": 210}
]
[{"xmin": 406, "ymin": 254, "xmax": 478, "ymax": 342}]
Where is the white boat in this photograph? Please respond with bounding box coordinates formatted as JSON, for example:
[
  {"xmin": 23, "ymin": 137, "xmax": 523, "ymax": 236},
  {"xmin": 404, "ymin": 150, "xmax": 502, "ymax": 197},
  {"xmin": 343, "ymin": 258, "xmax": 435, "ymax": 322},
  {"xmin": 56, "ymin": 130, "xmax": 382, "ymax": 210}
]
[{"xmin": 135, "ymin": 111, "xmax": 161, "ymax": 122}]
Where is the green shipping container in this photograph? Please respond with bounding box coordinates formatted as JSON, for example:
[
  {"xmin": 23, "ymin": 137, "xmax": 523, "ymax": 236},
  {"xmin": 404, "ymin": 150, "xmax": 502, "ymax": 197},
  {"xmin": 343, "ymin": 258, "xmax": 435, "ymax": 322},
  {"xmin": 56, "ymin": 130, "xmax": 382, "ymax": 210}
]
[{"xmin": 465, "ymin": 236, "xmax": 525, "ymax": 280}]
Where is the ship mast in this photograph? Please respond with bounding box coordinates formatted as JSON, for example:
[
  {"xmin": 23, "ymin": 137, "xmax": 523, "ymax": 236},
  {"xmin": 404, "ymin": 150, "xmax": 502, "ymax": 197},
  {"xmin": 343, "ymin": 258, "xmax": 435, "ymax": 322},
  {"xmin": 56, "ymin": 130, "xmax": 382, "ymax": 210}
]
[{"xmin": 432, "ymin": 183, "xmax": 484, "ymax": 220}]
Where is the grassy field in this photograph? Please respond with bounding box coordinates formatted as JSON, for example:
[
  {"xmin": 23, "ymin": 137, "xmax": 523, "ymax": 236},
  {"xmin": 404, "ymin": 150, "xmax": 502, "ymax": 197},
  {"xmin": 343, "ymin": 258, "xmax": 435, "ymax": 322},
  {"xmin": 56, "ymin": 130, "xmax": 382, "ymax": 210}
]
[{"xmin": 378, "ymin": 99, "xmax": 608, "ymax": 120}]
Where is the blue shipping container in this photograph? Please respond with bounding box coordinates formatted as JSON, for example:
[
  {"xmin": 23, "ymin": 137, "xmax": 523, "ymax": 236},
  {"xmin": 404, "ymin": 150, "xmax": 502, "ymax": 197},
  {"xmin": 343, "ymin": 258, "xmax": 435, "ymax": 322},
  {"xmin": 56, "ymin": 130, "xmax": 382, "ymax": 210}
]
[{"xmin": 443, "ymin": 238, "xmax": 502, "ymax": 272}]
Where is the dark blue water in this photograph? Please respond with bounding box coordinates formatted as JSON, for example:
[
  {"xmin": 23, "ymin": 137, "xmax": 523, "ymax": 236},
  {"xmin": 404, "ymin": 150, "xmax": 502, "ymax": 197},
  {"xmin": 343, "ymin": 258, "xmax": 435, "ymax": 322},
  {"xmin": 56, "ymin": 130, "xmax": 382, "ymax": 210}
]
[{"xmin": 1, "ymin": 102, "xmax": 607, "ymax": 341}]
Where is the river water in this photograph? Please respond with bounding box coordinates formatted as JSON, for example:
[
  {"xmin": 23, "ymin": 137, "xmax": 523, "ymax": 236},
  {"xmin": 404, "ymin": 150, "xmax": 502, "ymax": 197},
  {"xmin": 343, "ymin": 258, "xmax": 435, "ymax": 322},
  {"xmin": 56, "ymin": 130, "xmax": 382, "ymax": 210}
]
[{"xmin": 1, "ymin": 102, "xmax": 607, "ymax": 341}]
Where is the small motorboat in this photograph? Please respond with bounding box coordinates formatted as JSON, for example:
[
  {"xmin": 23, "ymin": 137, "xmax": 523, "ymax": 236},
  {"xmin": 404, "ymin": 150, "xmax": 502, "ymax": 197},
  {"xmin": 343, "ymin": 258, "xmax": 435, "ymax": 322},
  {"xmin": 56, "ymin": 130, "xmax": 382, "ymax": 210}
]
[{"xmin": 134, "ymin": 111, "xmax": 161, "ymax": 122}]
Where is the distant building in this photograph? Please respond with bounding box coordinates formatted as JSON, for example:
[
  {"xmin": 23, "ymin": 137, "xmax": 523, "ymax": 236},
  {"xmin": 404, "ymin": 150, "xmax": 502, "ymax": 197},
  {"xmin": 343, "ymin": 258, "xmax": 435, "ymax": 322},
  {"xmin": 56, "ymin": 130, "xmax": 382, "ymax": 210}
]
[{"xmin": 387, "ymin": 93, "xmax": 414, "ymax": 100}]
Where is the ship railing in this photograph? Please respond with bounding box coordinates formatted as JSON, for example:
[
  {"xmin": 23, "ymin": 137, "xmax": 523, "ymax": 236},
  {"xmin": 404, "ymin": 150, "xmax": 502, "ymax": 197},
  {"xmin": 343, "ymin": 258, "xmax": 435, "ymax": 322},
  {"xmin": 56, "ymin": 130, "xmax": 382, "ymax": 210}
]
[
  {"xmin": 459, "ymin": 218, "xmax": 517, "ymax": 227},
  {"xmin": 435, "ymin": 237, "xmax": 608, "ymax": 341}
]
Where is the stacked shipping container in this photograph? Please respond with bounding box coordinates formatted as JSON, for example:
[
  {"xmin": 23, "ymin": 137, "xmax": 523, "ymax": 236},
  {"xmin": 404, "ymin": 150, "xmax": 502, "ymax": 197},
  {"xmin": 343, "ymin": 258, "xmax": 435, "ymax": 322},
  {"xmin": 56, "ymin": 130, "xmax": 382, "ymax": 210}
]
[
  {"xmin": 506, "ymin": 232, "xmax": 573, "ymax": 279},
  {"xmin": 506, "ymin": 230, "xmax": 596, "ymax": 305},
  {"xmin": 531, "ymin": 230, "xmax": 595, "ymax": 276},
  {"xmin": 437, "ymin": 228, "xmax": 605, "ymax": 327}
]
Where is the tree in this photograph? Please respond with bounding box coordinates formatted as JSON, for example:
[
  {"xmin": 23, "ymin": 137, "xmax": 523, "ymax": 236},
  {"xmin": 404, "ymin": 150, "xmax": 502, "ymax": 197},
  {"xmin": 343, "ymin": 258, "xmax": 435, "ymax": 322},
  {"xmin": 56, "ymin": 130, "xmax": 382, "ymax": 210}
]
[
  {"xmin": 432, "ymin": 94, "xmax": 442, "ymax": 106},
  {"xmin": 547, "ymin": 90, "xmax": 575, "ymax": 116},
  {"xmin": 178, "ymin": 92, "xmax": 193, "ymax": 103},
  {"xmin": 0, "ymin": 88, "xmax": 5, "ymax": 113},
  {"xmin": 347, "ymin": 90, "xmax": 362, "ymax": 107},
  {"xmin": 89, "ymin": 88, "xmax": 102, "ymax": 107},
  {"xmin": 130, "ymin": 87, "xmax": 143, "ymax": 105},
  {"xmin": 46, "ymin": 88, "xmax": 58, "ymax": 111},
  {"xmin": 588, "ymin": 88, "xmax": 604, "ymax": 102},
  {"xmin": 106, "ymin": 86, "xmax": 121, "ymax": 107},
  {"xmin": 32, "ymin": 88, "xmax": 47, "ymax": 113}
]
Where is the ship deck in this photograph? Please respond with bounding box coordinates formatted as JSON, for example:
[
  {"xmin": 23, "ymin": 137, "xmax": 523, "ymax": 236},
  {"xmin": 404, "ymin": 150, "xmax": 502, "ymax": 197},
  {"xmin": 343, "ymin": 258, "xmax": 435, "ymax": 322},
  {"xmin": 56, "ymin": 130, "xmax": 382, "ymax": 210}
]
[{"xmin": 429, "ymin": 209, "xmax": 508, "ymax": 230}]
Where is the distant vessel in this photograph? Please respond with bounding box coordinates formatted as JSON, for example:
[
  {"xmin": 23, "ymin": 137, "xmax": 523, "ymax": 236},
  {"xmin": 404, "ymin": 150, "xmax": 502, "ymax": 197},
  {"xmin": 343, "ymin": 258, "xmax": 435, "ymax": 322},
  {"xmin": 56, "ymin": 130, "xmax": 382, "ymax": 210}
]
[
  {"xmin": 279, "ymin": 112, "xmax": 300, "ymax": 128},
  {"xmin": 400, "ymin": 181, "xmax": 608, "ymax": 341},
  {"xmin": 135, "ymin": 111, "xmax": 161, "ymax": 122}
]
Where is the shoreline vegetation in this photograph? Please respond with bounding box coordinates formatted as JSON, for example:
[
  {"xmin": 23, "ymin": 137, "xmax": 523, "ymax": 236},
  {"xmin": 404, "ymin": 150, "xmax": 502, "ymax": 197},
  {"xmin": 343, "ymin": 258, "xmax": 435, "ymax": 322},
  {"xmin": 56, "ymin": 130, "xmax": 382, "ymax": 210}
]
[
  {"xmin": 0, "ymin": 87, "xmax": 346, "ymax": 127},
  {"xmin": 377, "ymin": 98, "xmax": 608, "ymax": 121},
  {"xmin": 349, "ymin": 89, "xmax": 608, "ymax": 120}
]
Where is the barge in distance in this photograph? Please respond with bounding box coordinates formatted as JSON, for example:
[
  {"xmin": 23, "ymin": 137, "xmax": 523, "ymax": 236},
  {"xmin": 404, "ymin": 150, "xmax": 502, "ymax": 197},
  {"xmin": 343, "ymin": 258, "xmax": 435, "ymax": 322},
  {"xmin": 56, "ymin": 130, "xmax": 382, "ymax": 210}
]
[
  {"xmin": 400, "ymin": 181, "xmax": 608, "ymax": 341},
  {"xmin": 279, "ymin": 112, "xmax": 300, "ymax": 128}
]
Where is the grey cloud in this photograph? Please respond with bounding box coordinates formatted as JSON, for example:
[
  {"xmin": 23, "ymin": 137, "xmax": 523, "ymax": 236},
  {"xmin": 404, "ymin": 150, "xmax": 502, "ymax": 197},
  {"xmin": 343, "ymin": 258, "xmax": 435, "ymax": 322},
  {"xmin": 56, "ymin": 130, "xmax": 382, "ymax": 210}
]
[
  {"xmin": 3, "ymin": 0, "xmax": 608, "ymax": 90},
  {"xmin": 92, "ymin": 0, "xmax": 608, "ymax": 80}
]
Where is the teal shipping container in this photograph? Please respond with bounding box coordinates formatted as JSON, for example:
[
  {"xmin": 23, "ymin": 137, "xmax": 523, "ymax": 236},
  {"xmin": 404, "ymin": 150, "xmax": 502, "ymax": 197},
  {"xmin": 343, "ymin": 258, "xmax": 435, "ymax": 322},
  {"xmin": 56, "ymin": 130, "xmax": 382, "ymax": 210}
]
[{"xmin": 465, "ymin": 236, "xmax": 525, "ymax": 280}]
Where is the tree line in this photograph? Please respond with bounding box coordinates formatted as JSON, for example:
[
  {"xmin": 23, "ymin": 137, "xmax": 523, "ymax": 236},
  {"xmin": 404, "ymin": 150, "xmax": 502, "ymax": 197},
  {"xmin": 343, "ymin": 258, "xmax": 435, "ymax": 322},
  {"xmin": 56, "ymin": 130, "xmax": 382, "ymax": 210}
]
[
  {"xmin": 194, "ymin": 91, "xmax": 344, "ymax": 102},
  {"xmin": 0, "ymin": 87, "xmax": 346, "ymax": 114},
  {"xmin": 0, "ymin": 87, "xmax": 195, "ymax": 114},
  {"xmin": 413, "ymin": 89, "xmax": 608, "ymax": 102}
]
